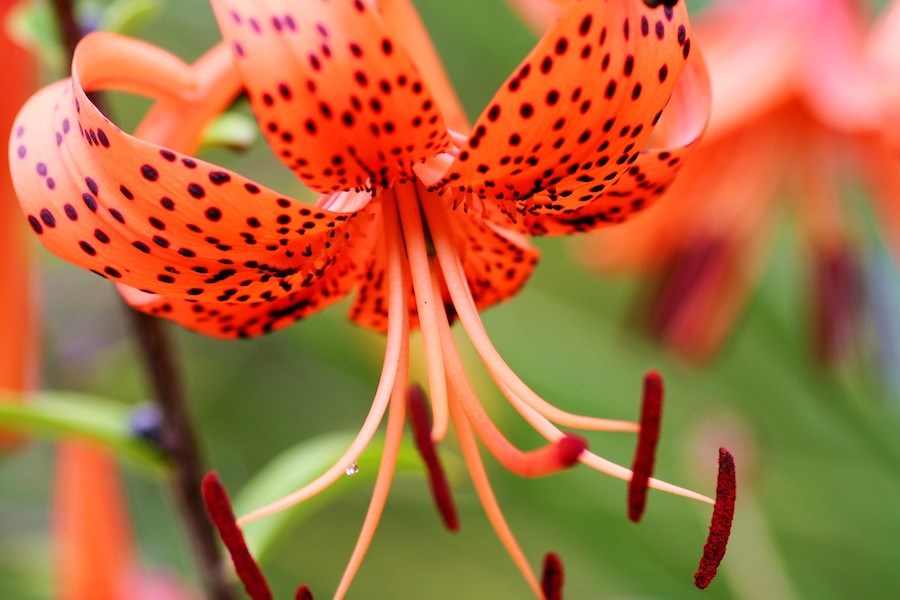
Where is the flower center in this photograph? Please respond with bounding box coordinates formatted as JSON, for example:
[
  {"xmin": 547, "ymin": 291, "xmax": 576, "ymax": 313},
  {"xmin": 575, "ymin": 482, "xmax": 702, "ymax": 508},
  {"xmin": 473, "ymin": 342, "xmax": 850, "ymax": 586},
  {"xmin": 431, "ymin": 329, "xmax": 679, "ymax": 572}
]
[{"xmin": 235, "ymin": 179, "xmax": 720, "ymax": 600}]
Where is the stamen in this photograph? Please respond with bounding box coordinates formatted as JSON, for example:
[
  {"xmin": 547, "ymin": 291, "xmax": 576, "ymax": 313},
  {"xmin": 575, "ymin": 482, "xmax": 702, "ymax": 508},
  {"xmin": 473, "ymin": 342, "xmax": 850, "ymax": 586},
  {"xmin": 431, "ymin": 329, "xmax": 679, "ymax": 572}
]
[
  {"xmin": 200, "ymin": 472, "xmax": 273, "ymax": 600},
  {"xmin": 295, "ymin": 585, "xmax": 314, "ymax": 600},
  {"xmin": 436, "ymin": 301, "xmax": 587, "ymax": 477},
  {"xmin": 449, "ymin": 399, "xmax": 543, "ymax": 598},
  {"xmin": 334, "ymin": 359, "xmax": 409, "ymax": 600},
  {"xmin": 541, "ymin": 552, "xmax": 564, "ymax": 600},
  {"xmin": 407, "ymin": 384, "xmax": 459, "ymax": 531},
  {"xmin": 694, "ymin": 448, "xmax": 737, "ymax": 589},
  {"xmin": 628, "ymin": 371, "xmax": 664, "ymax": 523},
  {"xmin": 813, "ymin": 246, "xmax": 861, "ymax": 363},
  {"xmin": 649, "ymin": 237, "xmax": 728, "ymax": 352},
  {"xmin": 333, "ymin": 196, "xmax": 412, "ymax": 600},
  {"xmin": 395, "ymin": 184, "xmax": 449, "ymax": 443},
  {"xmin": 237, "ymin": 191, "xmax": 411, "ymax": 526},
  {"xmin": 420, "ymin": 194, "xmax": 638, "ymax": 433},
  {"xmin": 423, "ymin": 187, "xmax": 713, "ymax": 504}
]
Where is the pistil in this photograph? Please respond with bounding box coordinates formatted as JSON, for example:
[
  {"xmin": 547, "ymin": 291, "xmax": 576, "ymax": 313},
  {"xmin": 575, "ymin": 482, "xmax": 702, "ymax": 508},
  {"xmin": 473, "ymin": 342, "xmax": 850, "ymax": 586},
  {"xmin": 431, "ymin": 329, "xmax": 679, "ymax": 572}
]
[{"xmin": 395, "ymin": 183, "xmax": 450, "ymax": 442}]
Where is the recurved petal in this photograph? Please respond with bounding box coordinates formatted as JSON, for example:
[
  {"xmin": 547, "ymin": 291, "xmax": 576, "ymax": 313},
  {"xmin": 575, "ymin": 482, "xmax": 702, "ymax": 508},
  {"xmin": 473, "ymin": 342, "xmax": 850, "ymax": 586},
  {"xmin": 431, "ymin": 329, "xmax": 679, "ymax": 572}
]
[
  {"xmin": 118, "ymin": 243, "xmax": 362, "ymax": 339},
  {"xmin": 210, "ymin": 0, "xmax": 451, "ymax": 194},
  {"xmin": 438, "ymin": 0, "xmax": 693, "ymax": 208},
  {"xmin": 10, "ymin": 41, "xmax": 363, "ymax": 309},
  {"xmin": 479, "ymin": 46, "xmax": 709, "ymax": 236}
]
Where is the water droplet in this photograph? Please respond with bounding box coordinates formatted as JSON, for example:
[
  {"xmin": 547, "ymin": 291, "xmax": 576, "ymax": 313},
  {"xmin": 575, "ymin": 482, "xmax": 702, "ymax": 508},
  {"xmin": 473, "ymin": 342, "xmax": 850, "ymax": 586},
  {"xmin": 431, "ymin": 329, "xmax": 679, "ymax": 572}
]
[{"xmin": 345, "ymin": 462, "xmax": 359, "ymax": 476}]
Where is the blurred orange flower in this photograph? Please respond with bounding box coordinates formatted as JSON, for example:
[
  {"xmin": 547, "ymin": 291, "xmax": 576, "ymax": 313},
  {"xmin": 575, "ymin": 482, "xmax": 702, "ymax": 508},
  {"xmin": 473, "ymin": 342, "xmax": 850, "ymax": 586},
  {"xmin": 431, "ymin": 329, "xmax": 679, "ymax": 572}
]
[
  {"xmin": 55, "ymin": 442, "xmax": 197, "ymax": 600},
  {"xmin": 576, "ymin": 0, "xmax": 900, "ymax": 362}
]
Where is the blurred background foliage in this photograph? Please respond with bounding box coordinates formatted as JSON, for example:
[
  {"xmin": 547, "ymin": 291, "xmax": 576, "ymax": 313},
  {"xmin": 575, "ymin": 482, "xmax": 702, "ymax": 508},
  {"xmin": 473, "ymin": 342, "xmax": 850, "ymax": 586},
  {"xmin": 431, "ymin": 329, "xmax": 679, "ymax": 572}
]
[{"xmin": 1, "ymin": 0, "xmax": 899, "ymax": 598}]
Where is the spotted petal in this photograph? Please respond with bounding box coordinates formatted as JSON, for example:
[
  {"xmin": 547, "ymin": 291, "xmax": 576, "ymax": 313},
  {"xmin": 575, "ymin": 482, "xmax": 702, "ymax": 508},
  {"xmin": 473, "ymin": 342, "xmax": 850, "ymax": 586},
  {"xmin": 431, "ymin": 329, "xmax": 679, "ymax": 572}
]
[
  {"xmin": 210, "ymin": 0, "xmax": 451, "ymax": 194},
  {"xmin": 119, "ymin": 244, "xmax": 361, "ymax": 339},
  {"xmin": 9, "ymin": 33, "xmax": 364, "ymax": 312},
  {"xmin": 438, "ymin": 0, "xmax": 695, "ymax": 226}
]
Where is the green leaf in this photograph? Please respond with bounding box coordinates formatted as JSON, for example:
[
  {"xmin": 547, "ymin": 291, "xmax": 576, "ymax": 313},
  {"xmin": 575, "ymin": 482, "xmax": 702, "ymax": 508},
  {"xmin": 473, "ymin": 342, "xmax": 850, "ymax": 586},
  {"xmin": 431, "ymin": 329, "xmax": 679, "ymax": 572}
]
[
  {"xmin": 0, "ymin": 391, "xmax": 169, "ymax": 474},
  {"xmin": 99, "ymin": 0, "xmax": 164, "ymax": 35},
  {"xmin": 7, "ymin": 0, "xmax": 65, "ymax": 72},
  {"xmin": 233, "ymin": 431, "xmax": 455, "ymax": 562}
]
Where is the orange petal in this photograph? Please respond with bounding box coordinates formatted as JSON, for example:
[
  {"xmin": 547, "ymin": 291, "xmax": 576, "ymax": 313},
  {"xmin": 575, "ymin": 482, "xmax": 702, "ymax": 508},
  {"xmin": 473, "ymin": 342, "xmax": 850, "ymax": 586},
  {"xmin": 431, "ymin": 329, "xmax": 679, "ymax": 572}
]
[
  {"xmin": 209, "ymin": 0, "xmax": 451, "ymax": 193},
  {"xmin": 10, "ymin": 45, "xmax": 364, "ymax": 314},
  {"xmin": 439, "ymin": 0, "xmax": 694, "ymax": 214},
  {"xmin": 482, "ymin": 43, "xmax": 709, "ymax": 236},
  {"xmin": 505, "ymin": 0, "xmax": 567, "ymax": 34},
  {"xmin": 449, "ymin": 199, "xmax": 540, "ymax": 311},
  {"xmin": 118, "ymin": 238, "xmax": 364, "ymax": 339},
  {"xmin": 799, "ymin": 0, "xmax": 877, "ymax": 132},
  {"xmin": 692, "ymin": 0, "xmax": 806, "ymax": 139}
]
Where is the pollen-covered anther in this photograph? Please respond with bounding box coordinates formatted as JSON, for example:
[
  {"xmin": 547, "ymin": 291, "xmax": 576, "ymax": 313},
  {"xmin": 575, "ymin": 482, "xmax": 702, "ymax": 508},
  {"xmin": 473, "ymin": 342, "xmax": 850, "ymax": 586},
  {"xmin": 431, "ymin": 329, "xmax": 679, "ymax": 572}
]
[
  {"xmin": 295, "ymin": 584, "xmax": 314, "ymax": 600},
  {"xmin": 200, "ymin": 471, "xmax": 273, "ymax": 600},
  {"xmin": 694, "ymin": 448, "xmax": 736, "ymax": 589},
  {"xmin": 407, "ymin": 384, "xmax": 460, "ymax": 532},
  {"xmin": 541, "ymin": 552, "xmax": 564, "ymax": 600},
  {"xmin": 628, "ymin": 370, "xmax": 664, "ymax": 523}
]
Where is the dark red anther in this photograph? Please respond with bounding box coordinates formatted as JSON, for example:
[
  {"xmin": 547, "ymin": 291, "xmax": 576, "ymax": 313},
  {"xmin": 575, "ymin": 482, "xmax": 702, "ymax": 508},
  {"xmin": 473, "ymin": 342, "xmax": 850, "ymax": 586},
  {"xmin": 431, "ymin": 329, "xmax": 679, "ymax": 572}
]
[
  {"xmin": 813, "ymin": 246, "xmax": 862, "ymax": 363},
  {"xmin": 407, "ymin": 385, "xmax": 460, "ymax": 532},
  {"xmin": 541, "ymin": 552, "xmax": 564, "ymax": 600},
  {"xmin": 295, "ymin": 584, "xmax": 314, "ymax": 600},
  {"xmin": 694, "ymin": 448, "xmax": 736, "ymax": 589},
  {"xmin": 200, "ymin": 472, "xmax": 273, "ymax": 600},
  {"xmin": 556, "ymin": 434, "xmax": 587, "ymax": 467},
  {"xmin": 648, "ymin": 237, "xmax": 730, "ymax": 360},
  {"xmin": 628, "ymin": 370, "xmax": 664, "ymax": 523}
]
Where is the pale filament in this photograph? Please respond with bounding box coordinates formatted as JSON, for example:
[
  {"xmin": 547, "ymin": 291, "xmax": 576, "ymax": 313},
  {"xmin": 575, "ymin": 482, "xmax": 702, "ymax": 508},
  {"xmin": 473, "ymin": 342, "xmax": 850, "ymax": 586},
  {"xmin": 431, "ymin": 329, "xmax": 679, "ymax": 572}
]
[
  {"xmin": 449, "ymin": 397, "xmax": 544, "ymax": 599},
  {"xmin": 435, "ymin": 286, "xmax": 578, "ymax": 477},
  {"xmin": 419, "ymin": 193, "xmax": 639, "ymax": 433},
  {"xmin": 422, "ymin": 193, "xmax": 715, "ymax": 505},
  {"xmin": 399, "ymin": 182, "xmax": 577, "ymax": 472},
  {"xmin": 395, "ymin": 185, "xmax": 450, "ymax": 443},
  {"xmin": 237, "ymin": 193, "xmax": 411, "ymax": 525},
  {"xmin": 335, "ymin": 372, "xmax": 409, "ymax": 599},
  {"xmin": 335, "ymin": 210, "xmax": 412, "ymax": 599}
]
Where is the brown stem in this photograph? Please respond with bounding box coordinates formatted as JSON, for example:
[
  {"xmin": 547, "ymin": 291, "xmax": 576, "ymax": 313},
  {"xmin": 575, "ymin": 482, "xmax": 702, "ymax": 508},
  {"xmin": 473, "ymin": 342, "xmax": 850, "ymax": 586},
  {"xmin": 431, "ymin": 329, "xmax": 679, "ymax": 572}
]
[
  {"xmin": 48, "ymin": 0, "xmax": 82, "ymax": 65},
  {"xmin": 48, "ymin": 2, "xmax": 234, "ymax": 598},
  {"xmin": 127, "ymin": 310, "xmax": 235, "ymax": 600}
]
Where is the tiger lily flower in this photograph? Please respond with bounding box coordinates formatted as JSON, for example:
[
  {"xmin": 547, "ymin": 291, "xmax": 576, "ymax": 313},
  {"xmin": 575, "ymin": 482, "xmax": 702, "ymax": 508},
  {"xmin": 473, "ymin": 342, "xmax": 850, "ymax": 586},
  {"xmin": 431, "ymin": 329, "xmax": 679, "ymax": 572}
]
[
  {"xmin": 0, "ymin": 0, "xmax": 38, "ymax": 448},
  {"xmin": 55, "ymin": 442, "xmax": 197, "ymax": 600},
  {"xmin": 9, "ymin": 0, "xmax": 732, "ymax": 596},
  {"xmin": 579, "ymin": 0, "xmax": 900, "ymax": 362}
]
